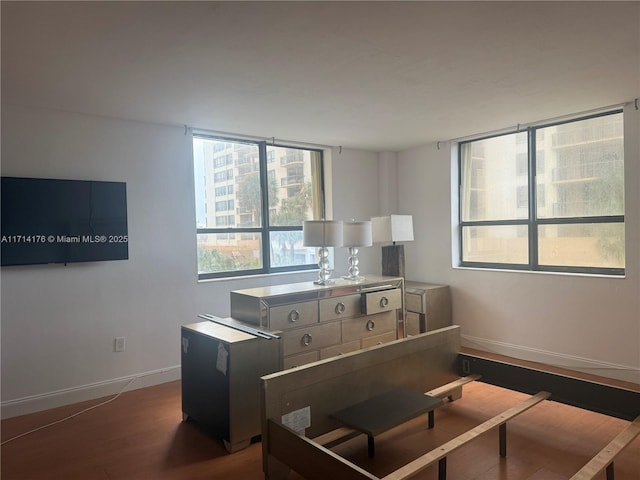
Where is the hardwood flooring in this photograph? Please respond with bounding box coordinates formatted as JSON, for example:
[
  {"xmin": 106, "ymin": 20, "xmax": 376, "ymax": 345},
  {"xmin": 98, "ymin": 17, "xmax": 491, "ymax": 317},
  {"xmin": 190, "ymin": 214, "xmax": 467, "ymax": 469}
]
[{"xmin": 1, "ymin": 367, "xmax": 639, "ymax": 479}]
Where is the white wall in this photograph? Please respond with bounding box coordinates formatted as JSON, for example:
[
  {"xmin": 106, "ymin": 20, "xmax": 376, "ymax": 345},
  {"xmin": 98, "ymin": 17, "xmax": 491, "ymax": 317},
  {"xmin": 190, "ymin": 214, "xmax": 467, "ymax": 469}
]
[
  {"xmin": 4, "ymin": 100, "xmax": 636, "ymax": 420},
  {"xmin": 398, "ymin": 104, "xmax": 640, "ymax": 383},
  {"xmin": 0, "ymin": 104, "xmax": 197, "ymax": 416},
  {"xmin": 0, "ymin": 105, "xmax": 386, "ymax": 417},
  {"xmin": 330, "ymin": 147, "xmax": 384, "ymax": 275}
]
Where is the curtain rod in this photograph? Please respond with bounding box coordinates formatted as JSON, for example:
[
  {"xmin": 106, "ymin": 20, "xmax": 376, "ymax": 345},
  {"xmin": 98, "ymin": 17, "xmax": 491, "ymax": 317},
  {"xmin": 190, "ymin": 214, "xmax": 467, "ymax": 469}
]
[
  {"xmin": 439, "ymin": 99, "xmax": 635, "ymax": 148},
  {"xmin": 189, "ymin": 126, "xmax": 334, "ymax": 150}
]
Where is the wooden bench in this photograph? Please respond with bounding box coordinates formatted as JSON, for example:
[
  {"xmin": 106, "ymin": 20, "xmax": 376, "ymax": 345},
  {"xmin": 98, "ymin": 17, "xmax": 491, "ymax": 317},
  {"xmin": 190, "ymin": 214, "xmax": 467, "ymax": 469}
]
[
  {"xmin": 330, "ymin": 387, "xmax": 444, "ymax": 457},
  {"xmin": 569, "ymin": 415, "xmax": 640, "ymax": 480},
  {"xmin": 320, "ymin": 375, "xmax": 482, "ymax": 456},
  {"xmin": 383, "ymin": 391, "xmax": 551, "ymax": 480}
]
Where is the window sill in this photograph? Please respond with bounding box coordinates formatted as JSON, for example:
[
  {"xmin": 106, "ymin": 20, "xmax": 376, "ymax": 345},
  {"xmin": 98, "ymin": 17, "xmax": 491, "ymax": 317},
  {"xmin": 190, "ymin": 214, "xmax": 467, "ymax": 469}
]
[
  {"xmin": 197, "ymin": 269, "xmax": 318, "ymax": 284},
  {"xmin": 452, "ymin": 265, "xmax": 626, "ymax": 280}
]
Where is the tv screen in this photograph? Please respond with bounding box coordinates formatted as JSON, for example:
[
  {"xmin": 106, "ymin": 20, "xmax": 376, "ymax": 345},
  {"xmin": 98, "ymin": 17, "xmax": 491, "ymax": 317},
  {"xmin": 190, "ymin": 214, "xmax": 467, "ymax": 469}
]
[{"xmin": 1, "ymin": 177, "xmax": 129, "ymax": 266}]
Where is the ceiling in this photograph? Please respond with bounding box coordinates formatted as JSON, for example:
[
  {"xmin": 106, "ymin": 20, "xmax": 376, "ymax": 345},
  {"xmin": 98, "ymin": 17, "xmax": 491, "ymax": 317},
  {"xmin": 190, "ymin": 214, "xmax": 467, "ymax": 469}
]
[{"xmin": 2, "ymin": 1, "xmax": 639, "ymax": 152}]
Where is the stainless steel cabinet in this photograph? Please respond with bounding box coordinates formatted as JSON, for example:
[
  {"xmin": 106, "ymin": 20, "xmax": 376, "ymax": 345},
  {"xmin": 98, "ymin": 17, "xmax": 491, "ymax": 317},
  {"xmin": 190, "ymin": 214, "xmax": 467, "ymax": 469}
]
[
  {"xmin": 404, "ymin": 282, "xmax": 451, "ymax": 335},
  {"xmin": 180, "ymin": 321, "xmax": 280, "ymax": 453}
]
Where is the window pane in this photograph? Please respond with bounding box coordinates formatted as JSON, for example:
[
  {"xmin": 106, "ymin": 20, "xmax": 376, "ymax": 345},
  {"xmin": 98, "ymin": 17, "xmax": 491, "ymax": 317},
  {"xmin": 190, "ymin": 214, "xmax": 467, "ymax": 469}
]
[
  {"xmin": 193, "ymin": 134, "xmax": 324, "ymax": 278},
  {"xmin": 194, "ymin": 138, "xmax": 262, "ymax": 229},
  {"xmin": 538, "ymin": 223, "xmax": 624, "ymax": 268},
  {"xmin": 267, "ymin": 146, "xmax": 321, "ymax": 227},
  {"xmin": 196, "ymin": 232, "xmax": 262, "ymax": 274},
  {"xmin": 536, "ymin": 113, "xmax": 624, "ymax": 218},
  {"xmin": 460, "ymin": 132, "xmax": 528, "ymax": 221},
  {"xmin": 462, "ymin": 225, "xmax": 528, "ymax": 264},
  {"xmin": 269, "ymin": 230, "xmax": 316, "ymax": 267}
]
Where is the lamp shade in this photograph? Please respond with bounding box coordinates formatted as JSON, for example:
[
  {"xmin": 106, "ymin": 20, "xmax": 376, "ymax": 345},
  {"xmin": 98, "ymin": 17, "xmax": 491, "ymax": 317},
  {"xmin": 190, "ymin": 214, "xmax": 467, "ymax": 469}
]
[
  {"xmin": 371, "ymin": 215, "xmax": 414, "ymax": 243},
  {"xmin": 303, "ymin": 220, "xmax": 343, "ymax": 247},
  {"xmin": 342, "ymin": 220, "xmax": 372, "ymax": 247}
]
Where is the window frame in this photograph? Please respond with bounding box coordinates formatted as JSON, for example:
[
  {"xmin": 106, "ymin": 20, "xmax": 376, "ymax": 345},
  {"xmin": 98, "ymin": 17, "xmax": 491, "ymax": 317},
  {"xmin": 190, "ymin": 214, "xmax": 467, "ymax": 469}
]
[
  {"xmin": 194, "ymin": 134, "xmax": 326, "ymax": 280},
  {"xmin": 458, "ymin": 109, "xmax": 625, "ymax": 276}
]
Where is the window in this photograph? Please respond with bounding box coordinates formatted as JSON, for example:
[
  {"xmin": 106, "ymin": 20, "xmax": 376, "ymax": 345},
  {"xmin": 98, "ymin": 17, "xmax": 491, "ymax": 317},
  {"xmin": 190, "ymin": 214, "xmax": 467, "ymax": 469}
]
[
  {"xmin": 459, "ymin": 110, "xmax": 624, "ymax": 275},
  {"xmin": 193, "ymin": 135, "xmax": 325, "ymax": 279}
]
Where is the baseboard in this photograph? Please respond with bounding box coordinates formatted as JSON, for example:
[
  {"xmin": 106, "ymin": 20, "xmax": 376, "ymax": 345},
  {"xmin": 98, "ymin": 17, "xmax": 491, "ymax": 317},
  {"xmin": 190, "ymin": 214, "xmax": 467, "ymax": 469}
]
[
  {"xmin": 1, "ymin": 365, "xmax": 181, "ymax": 419},
  {"xmin": 461, "ymin": 334, "xmax": 640, "ymax": 385}
]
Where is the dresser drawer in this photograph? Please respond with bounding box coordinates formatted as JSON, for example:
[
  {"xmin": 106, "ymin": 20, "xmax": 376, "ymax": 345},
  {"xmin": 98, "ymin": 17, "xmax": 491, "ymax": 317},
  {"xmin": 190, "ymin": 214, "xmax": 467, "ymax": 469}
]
[
  {"xmin": 281, "ymin": 321, "xmax": 341, "ymax": 356},
  {"xmin": 361, "ymin": 330, "xmax": 397, "ymax": 348},
  {"xmin": 405, "ymin": 311, "xmax": 422, "ymax": 336},
  {"xmin": 283, "ymin": 351, "xmax": 319, "ymax": 369},
  {"xmin": 269, "ymin": 301, "xmax": 318, "ymax": 331},
  {"xmin": 320, "ymin": 340, "xmax": 361, "ymax": 360},
  {"xmin": 342, "ymin": 311, "xmax": 396, "ymax": 343},
  {"xmin": 362, "ymin": 288, "xmax": 402, "ymax": 315},
  {"xmin": 405, "ymin": 291, "xmax": 426, "ymax": 313},
  {"xmin": 319, "ymin": 294, "xmax": 361, "ymax": 321}
]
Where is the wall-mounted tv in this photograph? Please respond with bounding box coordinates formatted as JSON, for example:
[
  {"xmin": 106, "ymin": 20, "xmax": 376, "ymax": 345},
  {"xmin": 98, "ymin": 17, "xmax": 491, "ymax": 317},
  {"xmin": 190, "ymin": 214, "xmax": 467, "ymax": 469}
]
[{"xmin": 1, "ymin": 177, "xmax": 129, "ymax": 266}]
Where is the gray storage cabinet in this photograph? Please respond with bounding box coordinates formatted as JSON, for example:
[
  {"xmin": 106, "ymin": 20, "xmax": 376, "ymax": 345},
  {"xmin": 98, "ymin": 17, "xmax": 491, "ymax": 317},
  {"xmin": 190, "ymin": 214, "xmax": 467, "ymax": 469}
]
[
  {"xmin": 181, "ymin": 321, "xmax": 280, "ymax": 453},
  {"xmin": 404, "ymin": 282, "xmax": 452, "ymax": 335}
]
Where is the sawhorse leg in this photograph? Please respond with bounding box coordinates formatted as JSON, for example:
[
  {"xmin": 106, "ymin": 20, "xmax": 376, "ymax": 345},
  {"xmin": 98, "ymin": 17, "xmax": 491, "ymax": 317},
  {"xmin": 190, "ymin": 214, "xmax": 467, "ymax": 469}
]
[
  {"xmin": 438, "ymin": 457, "xmax": 447, "ymax": 480},
  {"xmin": 499, "ymin": 423, "xmax": 507, "ymax": 457},
  {"xmin": 368, "ymin": 435, "xmax": 375, "ymax": 457}
]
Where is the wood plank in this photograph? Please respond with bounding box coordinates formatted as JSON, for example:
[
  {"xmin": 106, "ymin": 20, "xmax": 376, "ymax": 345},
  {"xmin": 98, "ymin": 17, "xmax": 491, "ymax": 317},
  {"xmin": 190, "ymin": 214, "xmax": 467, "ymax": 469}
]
[
  {"xmin": 382, "ymin": 391, "xmax": 551, "ymax": 480},
  {"xmin": 425, "ymin": 374, "xmax": 481, "ymax": 399},
  {"xmin": 568, "ymin": 415, "xmax": 640, "ymax": 480},
  {"xmin": 267, "ymin": 420, "xmax": 379, "ymax": 480}
]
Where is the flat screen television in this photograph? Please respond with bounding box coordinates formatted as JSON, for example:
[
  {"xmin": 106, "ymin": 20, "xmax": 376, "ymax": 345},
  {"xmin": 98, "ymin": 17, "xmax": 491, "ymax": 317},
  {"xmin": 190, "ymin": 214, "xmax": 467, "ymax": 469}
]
[{"xmin": 1, "ymin": 176, "xmax": 129, "ymax": 266}]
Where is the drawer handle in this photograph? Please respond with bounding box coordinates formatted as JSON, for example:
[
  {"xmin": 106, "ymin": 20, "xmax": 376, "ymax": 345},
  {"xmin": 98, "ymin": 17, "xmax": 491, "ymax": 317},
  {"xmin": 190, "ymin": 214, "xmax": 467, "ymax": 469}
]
[
  {"xmin": 335, "ymin": 302, "xmax": 346, "ymax": 314},
  {"xmin": 380, "ymin": 296, "xmax": 389, "ymax": 308},
  {"xmin": 366, "ymin": 320, "xmax": 375, "ymax": 331},
  {"xmin": 289, "ymin": 310, "xmax": 300, "ymax": 323},
  {"xmin": 301, "ymin": 333, "xmax": 313, "ymax": 346}
]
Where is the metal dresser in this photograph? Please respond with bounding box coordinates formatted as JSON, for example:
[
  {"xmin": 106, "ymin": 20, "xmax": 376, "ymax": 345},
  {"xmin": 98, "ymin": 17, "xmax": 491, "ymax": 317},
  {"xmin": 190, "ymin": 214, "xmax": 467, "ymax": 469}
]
[
  {"xmin": 230, "ymin": 275, "xmax": 404, "ymax": 369},
  {"xmin": 180, "ymin": 321, "xmax": 280, "ymax": 453},
  {"xmin": 182, "ymin": 275, "xmax": 404, "ymax": 453},
  {"xmin": 404, "ymin": 281, "xmax": 452, "ymax": 335}
]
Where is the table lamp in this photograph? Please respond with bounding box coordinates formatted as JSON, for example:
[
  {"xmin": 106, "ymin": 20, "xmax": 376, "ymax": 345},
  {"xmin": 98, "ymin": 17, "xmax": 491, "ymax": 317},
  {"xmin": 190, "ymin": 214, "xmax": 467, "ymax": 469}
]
[
  {"xmin": 303, "ymin": 220, "xmax": 343, "ymax": 285},
  {"xmin": 342, "ymin": 220, "xmax": 372, "ymax": 281},
  {"xmin": 371, "ymin": 215, "xmax": 414, "ymax": 277}
]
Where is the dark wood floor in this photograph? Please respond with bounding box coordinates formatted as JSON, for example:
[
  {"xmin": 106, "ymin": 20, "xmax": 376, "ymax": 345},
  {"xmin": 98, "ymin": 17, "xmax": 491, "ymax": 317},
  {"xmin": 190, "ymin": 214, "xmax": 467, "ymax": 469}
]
[{"xmin": 1, "ymin": 366, "xmax": 639, "ymax": 479}]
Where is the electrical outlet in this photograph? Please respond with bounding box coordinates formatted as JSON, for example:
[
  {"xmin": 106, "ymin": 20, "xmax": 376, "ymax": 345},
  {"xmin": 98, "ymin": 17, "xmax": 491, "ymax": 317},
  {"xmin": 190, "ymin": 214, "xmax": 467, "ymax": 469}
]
[
  {"xmin": 462, "ymin": 358, "xmax": 470, "ymax": 375},
  {"xmin": 114, "ymin": 337, "xmax": 126, "ymax": 353}
]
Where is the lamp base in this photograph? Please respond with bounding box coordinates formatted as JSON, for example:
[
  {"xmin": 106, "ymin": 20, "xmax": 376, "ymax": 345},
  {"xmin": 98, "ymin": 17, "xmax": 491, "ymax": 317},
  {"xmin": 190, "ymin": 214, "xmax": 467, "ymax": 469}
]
[
  {"xmin": 381, "ymin": 244, "xmax": 405, "ymax": 277},
  {"xmin": 314, "ymin": 246, "xmax": 334, "ymax": 285},
  {"xmin": 342, "ymin": 246, "xmax": 365, "ymax": 282}
]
